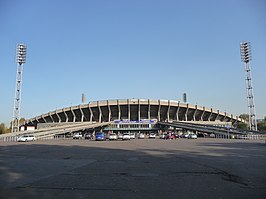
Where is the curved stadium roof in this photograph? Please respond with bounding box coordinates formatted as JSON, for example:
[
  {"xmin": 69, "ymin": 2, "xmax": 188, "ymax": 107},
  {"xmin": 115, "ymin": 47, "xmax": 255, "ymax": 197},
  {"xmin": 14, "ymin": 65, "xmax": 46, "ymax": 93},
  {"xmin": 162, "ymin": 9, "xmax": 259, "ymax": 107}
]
[{"xmin": 25, "ymin": 99, "xmax": 242, "ymax": 126}]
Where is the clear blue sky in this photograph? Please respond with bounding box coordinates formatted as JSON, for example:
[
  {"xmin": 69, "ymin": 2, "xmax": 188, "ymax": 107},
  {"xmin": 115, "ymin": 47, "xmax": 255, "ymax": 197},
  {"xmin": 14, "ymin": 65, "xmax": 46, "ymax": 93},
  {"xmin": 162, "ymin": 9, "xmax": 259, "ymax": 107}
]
[{"xmin": 0, "ymin": 0, "xmax": 265, "ymax": 125}]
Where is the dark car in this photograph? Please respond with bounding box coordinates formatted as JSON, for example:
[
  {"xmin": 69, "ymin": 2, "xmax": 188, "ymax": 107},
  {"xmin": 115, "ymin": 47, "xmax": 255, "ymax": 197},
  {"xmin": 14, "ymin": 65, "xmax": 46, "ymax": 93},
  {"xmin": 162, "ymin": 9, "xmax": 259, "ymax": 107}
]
[{"xmin": 84, "ymin": 133, "xmax": 93, "ymax": 140}]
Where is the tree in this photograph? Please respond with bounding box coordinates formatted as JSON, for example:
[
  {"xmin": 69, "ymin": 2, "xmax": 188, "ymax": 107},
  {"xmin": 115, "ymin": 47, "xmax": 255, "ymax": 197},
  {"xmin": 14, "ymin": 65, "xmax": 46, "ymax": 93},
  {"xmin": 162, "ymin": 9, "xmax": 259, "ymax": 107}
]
[
  {"xmin": 239, "ymin": 114, "xmax": 249, "ymax": 122},
  {"xmin": 257, "ymin": 117, "xmax": 266, "ymax": 132},
  {"xmin": 0, "ymin": 123, "xmax": 9, "ymax": 134},
  {"xmin": 236, "ymin": 122, "xmax": 248, "ymax": 130}
]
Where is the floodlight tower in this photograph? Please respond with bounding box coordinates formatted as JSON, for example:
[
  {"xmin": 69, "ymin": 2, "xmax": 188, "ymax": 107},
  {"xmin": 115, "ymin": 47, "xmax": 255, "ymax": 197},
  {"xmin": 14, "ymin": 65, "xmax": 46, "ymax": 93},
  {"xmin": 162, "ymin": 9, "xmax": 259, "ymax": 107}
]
[
  {"xmin": 240, "ymin": 42, "xmax": 257, "ymax": 131},
  {"xmin": 12, "ymin": 44, "xmax": 27, "ymax": 133}
]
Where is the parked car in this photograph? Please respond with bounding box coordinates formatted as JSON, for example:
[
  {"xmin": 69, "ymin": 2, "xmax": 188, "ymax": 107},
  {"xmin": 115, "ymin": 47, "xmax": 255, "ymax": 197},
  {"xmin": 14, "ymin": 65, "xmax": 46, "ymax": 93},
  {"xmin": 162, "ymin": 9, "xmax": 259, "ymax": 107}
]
[
  {"xmin": 17, "ymin": 135, "xmax": 36, "ymax": 142},
  {"xmin": 188, "ymin": 134, "xmax": 197, "ymax": 139},
  {"xmin": 130, "ymin": 133, "xmax": 136, "ymax": 139},
  {"xmin": 95, "ymin": 132, "xmax": 105, "ymax": 141},
  {"xmin": 138, "ymin": 133, "xmax": 145, "ymax": 139},
  {"xmin": 149, "ymin": 133, "xmax": 156, "ymax": 139},
  {"xmin": 84, "ymin": 133, "xmax": 93, "ymax": 140},
  {"xmin": 118, "ymin": 134, "xmax": 124, "ymax": 139},
  {"xmin": 165, "ymin": 133, "xmax": 176, "ymax": 140},
  {"xmin": 73, "ymin": 132, "xmax": 82, "ymax": 139},
  {"xmin": 108, "ymin": 133, "xmax": 118, "ymax": 141},
  {"xmin": 122, "ymin": 133, "xmax": 131, "ymax": 140}
]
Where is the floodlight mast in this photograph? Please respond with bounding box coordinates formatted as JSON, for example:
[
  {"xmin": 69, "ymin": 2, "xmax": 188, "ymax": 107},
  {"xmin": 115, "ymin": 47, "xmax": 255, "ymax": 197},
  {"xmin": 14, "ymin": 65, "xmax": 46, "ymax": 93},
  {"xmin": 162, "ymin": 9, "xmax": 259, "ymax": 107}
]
[
  {"xmin": 240, "ymin": 42, "xmax": 257, "ymax": 131},
  {"xmin": 11, "ymin": 44, "xmax": 27, "ymax": 133}
]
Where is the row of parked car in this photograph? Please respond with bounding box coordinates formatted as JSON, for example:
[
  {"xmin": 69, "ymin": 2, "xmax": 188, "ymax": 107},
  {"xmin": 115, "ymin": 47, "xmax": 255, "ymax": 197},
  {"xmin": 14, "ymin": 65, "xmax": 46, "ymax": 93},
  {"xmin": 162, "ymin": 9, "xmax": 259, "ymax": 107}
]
[
  {"xmin": 159, "ymin": 133, "xmax": 197, "ymax": 139},
  {"xmin": 73, "ymin": 132, "xmax": 157, "ymax": 141}
]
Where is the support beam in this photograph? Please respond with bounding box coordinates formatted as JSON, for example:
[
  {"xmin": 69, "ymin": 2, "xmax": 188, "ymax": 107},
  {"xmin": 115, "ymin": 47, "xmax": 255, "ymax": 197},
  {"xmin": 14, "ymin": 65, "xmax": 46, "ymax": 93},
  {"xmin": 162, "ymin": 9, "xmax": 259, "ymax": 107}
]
[
  {"xmin": 201, "ymin": 107, "xmax": 205, "ymax": 121},
  {"xmin": 185, "ymin": 104, "xmax": 189, "ymax": 121},
  {"xmin": 158, "ymin": 100, "xmax": 161, "ymax": 121},
  {"xmin": 148, "ymin": 99, "xmax": 151, "ymax": 120},
  {"xmin": 88, "ymin": 104, "xmax": 93, "ymax": 122},
  {"xmin": 193, "ymin": 105, "xmax": 197, "ymax": 121},
  {"xmin": 107, "ymin": 100, "xmax": 111, "ymax": 122},
  {"xmin": 176, "ymin": 102, "xmax": 180, "ymax": 121},
  {"xmin": 167, "ymin": 100, "xmax": 171, "ymax": 121},
  {"xmin": 55, "ymin": 110, "xmax": 61, "ymax": 123},
  {"xmin": 71, "ymin": 107, "xmax": 76, "ymax": 122},
  {"xmin": 118, "ymin": 100, "xmax": 121, "ymax": 120},
  {"xmin": 128, "ymin": 99, "xmax": 130, "ymax": 120},
  {"xmin": 98, "ymin": 101, "xmax": 102, "ymax": 123},
  {"xmin": 63, "ymin": 109, "xmax": 68, "ymax": 122},
  {"xmin": 208, "ymin": 109, "xmax": 213, "ymax": 121},
  {"xmin": 80, "ymin": 106, "xmax": 85, "ymax": 122}
]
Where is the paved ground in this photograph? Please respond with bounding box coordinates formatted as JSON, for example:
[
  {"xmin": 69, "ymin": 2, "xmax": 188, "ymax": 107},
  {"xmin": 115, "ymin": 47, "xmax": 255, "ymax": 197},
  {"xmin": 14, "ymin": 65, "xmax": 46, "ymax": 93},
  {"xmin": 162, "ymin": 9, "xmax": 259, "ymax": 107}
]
[{"xmin": 0, "ymin": 138, "xmax": 266, "ymax": 199}]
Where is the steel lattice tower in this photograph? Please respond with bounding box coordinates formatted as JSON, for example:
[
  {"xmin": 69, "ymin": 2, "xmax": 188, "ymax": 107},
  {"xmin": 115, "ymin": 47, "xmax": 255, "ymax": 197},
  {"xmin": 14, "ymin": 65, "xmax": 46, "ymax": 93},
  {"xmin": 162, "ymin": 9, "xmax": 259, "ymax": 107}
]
[
  {"xmin": 12, "ymin": 44, "xmax": 27, "ymax": 133},
  {"xmin": 240, "ymin": 42, "xmax": 257, "ymax": 131}
]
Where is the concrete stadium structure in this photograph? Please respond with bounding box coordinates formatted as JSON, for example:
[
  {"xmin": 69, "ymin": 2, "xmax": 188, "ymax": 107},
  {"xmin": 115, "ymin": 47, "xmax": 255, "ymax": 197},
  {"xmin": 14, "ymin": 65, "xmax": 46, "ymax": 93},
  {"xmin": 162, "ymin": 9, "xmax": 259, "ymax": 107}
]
[{"xmin": 24, "ymin": 99, "xmax": 242, "ymax": 127}]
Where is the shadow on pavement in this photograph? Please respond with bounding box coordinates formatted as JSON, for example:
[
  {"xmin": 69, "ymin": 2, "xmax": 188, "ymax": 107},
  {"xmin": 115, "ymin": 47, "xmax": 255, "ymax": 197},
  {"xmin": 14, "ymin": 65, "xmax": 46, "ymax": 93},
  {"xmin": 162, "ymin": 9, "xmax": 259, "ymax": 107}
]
[{"xmin": 0, "ymin": 139, "xmax": 266, "ymax": 199}]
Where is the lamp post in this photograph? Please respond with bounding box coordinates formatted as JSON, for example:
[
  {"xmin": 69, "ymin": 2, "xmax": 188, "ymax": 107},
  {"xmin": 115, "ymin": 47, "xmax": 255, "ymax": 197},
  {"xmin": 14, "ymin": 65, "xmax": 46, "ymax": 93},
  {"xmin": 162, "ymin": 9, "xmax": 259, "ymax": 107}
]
[
  {"xmin": 11, "ymin": 44, "xmax": 27, "ymax": 133},
  {"xmin": 240, "ymin": 42, "xmax": 257, "ymax": 131}
]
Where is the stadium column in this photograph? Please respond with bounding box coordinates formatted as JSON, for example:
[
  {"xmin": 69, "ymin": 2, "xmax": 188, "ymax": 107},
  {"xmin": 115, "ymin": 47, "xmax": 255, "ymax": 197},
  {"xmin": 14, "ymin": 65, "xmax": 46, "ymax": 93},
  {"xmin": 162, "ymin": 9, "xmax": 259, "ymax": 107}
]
[
  {"xmin": 107, "ymin": 100, "xmax": 111, "ymax": 122},
  {"xmin": 138, "ymin": 99, "xmax": 140, "ymax": 121},
  {"xmin": 56, "ymin": 110, "xmax": 61, "ymax": 123},
  {"xmin": 88, "ymin": 103, "xmax": 93, "ymax": 122},
  {"xmin": 49, "ymin": 113, "xmax": 54, "ymax": 123},
  {"xmin": 35, "ymin": 117, "xmax": 40, "ymax": 123},
  {"xmin": 128, "ymin": 99, "xmax": 130, "ymax": 120},
  {"xmin": 41, "ymin": 114, "xmax": 47, "ymax": 123},
  {"xmin": 71, "ymin": 107, "xmax": 76, "ymax": 122},
  {"xmin": 148, "ymin": 99, "xmax": 151, "ymax": 120},
  {"xmin": 200, "ymin": 107, "xmax": 205, "ymax": 121},
  {"xmin": 118, "ymin": 100, "xmax": 121, "ymax": 120},
  {"xmin": 185, "ymin": 104, "xmax": 189, "ymax": 121},
  {"xmin": 80, "ymin": 105, "xmax": 85, "ymax": 122},
  {"xmin": 214, "ymin": 110, "xmax": 219, "ymax": 121},
  {"xmin": 193, "ymin": 105, "xmax": 197, "ymax": 121},
  {"xmin": 208, "ymin": 108, "xmax": 213, "ymax": 122},
  {"xmin": 223, "ymin": 112, "xmax": 227, "ymax": 122},
  {"xmin": 176, "ymin": 101, "xmax": 180, "ymax": 121},
  {"xmin": 63, "ymin": 109, "xmax": 68, "ymax": 122},
  {"xmin": 167, "ymin": 100, "xmax": 170, "ymax": 121},
  {"xmin": 98, "ymin": 101, "xmax": 102, "ymax": 123},
  {"xmin": 158, "ymin": 100, "xmax": 161, "ymax": 121}
]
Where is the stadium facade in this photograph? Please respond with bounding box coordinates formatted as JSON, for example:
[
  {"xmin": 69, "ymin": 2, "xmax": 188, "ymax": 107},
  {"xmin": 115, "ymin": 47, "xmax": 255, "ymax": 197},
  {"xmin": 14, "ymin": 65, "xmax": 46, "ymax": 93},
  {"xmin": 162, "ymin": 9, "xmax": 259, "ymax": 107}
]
[{"xmin": 24, "ymin": 99, "xmax": 242, "ymax": 130}]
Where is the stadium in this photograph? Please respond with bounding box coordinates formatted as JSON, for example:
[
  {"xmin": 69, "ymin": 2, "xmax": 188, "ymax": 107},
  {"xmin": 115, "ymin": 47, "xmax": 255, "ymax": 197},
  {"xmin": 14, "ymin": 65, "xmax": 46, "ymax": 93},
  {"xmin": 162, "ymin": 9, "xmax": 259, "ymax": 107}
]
[{"xmin": 21, "ymin": 98, "xmax": 244, "ymax": 137}]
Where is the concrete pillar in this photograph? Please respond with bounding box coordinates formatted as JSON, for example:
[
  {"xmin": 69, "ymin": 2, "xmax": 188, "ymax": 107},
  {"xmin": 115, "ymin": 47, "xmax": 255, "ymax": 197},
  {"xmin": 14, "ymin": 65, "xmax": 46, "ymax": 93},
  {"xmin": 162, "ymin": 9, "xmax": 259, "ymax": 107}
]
[
  {"xmin": 185, "ymin": 104, "xmax": 189, "ymax": 121},
  {"xmin": 80, "ymin": 106, "xmax": 85, "ymax": 122},
  {"xmin": 208, "ymin": 109, "xmax": 213, "ymax": 121},
  {"xmin": 137, "ymin": 99, "xmax": 140, "ymax": 121},
  {"xmin": 71, "ymin": 107, "xmax": 76, "ymax": 122},
  {"xmin": 167, "ymin": 100, "xmax": 170, "ymax": 121},
  {"xmin": 158, "ymin": 100, "xmax": 161, "ymax": 121},
  {"xmin": 88, "ymin": 104, "xmax": 93, "ymax": 122},
  {"xmin": 176, "ymin": 102, "xmax": 180, "ymax": 121},
  {"xmin": 56, "ymin": 110, "xmax": 61, "ymax": 123},
  {"xmin": 118, "ymin": 100, "xmax": 121, "ymax": 120},
  {"xmin": 107, "ymin": 100, "xmax": 111, "ymax": 122},
  {"xmin": 201, "ymin": 107, "xmax": 205, "ymax": 121},
  {"xmin": 148, "ymin": 99, "xmax": 151, "ymax": 120},
  {"xmin": 49, "ymin": 113, "xmax": 54, "ymax": 123},
  {"xmin": 63, "ymin": 109, "xmax": 68, "ymax": 122},
  {"xmin": 98, "ymin": 101, "xmax": 102, "ymax": 123},
  {"xmin": 42, "ymin": 114, "xmax": 47, "ymax": 123},
  {"xmin": 193, "ymin": 105, "xmax": 197, "ymax": 121}
]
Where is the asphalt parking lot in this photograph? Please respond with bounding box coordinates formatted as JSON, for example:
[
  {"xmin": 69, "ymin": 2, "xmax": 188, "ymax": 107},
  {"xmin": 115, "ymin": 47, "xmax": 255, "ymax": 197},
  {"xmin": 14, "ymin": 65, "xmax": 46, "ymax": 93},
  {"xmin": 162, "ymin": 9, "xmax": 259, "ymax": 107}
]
[{"xmin": 0, "ymin": 138, "xmax": 266, "ymax": 199}]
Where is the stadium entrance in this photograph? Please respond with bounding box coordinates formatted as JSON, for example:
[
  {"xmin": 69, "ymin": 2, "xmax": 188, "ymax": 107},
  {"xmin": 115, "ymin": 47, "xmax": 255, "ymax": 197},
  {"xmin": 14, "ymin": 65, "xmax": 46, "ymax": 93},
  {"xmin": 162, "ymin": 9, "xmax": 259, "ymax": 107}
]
[{"xmin": 104, "ymin": 119, "xmax": 158, "ymax": 135}]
